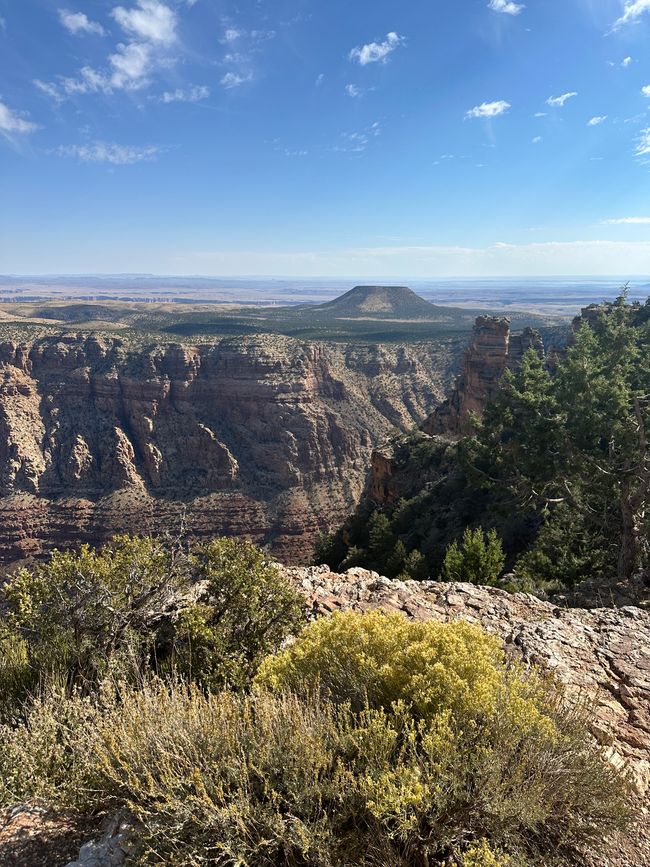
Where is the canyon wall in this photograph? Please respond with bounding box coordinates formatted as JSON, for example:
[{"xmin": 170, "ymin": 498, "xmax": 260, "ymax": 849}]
[
  {"xmin": 0, "ymin": 333, "xmax": 458, "ymax": 564},
  {"xmin": 421, "ymin": 316, "xmax": 543, "ymax": 437}
]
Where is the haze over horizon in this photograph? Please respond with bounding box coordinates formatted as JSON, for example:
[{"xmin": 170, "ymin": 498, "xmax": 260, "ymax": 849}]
[{"xmin": 1, "ymin": 0, "xmax": 650, "ymax": 277}]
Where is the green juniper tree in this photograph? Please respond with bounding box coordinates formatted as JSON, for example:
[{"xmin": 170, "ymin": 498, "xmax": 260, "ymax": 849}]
[{"xmin": 469, "ymin": 295, "xmax": 650, "ymax": 583}]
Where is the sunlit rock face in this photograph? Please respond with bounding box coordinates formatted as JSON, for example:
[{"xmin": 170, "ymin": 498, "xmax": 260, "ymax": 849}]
[
  {"xmin": 422, "ymin": 316, "xmax": 544, "ymax": 436},
  {"xmin": 0, "ymin": 333, "xmax": 458, "ymax": 564}
]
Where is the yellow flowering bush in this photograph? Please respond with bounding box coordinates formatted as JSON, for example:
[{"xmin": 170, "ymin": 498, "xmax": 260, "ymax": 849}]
[{"xmin": 256, "ymin": 610, "xmax": 554, "ymax": 736}]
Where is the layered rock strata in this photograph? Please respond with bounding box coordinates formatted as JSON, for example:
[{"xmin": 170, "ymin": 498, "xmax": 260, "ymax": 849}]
[
  {"xmin": 0, "ymin": 333, "xmax": 458, "ymax": 564},
  {"xmin": 422, "ymin": 316, "xmax": 543, "ymax": 436}
]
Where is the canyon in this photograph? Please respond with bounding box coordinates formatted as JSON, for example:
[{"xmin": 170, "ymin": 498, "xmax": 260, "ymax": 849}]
[{"xmin": 0, "ymin": 331, "xmax": 460, "ymax": 565}]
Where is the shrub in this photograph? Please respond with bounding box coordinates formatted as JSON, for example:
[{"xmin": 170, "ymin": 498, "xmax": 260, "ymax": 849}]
[
  {"xmin": 256, "ymin": 610, "xmax": 546, "ymax": 729},
  {"xmin": 0, "ymin": 631, "xmax": 632, "ymax": 866},
  {"xmin": 0, "ymin": 534, "xmax": 306, "ymax": 709},
  {"xmin": 171, "ymin": 538, "xmax": 306, "ymax": 691},
  {"xmin": 441, "ymin": 527, "xmax": 505, "ymax": 585},
  {"xmin": 2, "ymin": 535, "xmax": 183, "ymax": 696}
]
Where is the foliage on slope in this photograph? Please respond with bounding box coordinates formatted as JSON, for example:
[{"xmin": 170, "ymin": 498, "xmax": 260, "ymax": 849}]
[{"xmin": 317, "ymin": 296, "xmax": 650, "ymax": 594}]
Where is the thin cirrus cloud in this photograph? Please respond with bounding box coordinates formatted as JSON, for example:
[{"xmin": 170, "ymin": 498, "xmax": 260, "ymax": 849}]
[
  {"xmin": 345, "ymin": 84, "xmax": 361, "ymax": 98},
  {"xmin": 547, "ymin": 92, "xmax": 578, "ymax": 107},
  {"xmin": 488, "ymin": 0, "xmax": 525, "ymax": 15},
  {"xmin": 160, "ymin": 85, "xmax": 209, "ymax": 103},
  {"xmin": 588, "ymin": 116, "xmax": 607, "ymax": 125},
  {"xmin": 58, "ymin": 10, "xmax": 106, "ymax": 36},
  {"xmin": 466, "ymin": 100, "xmax": 511, "ymax": 119},
  {"xmin": 0, "ymin": 100, "xmax": 38, "ymax": 135},
  {"xmin": 603, "ymin": 217, "xmax": 650, "ymax": 224},
  {"xmin": 637, "ymin": 128, "xmax": 650, "ymax": 157},
  {"xmin": 612, "ymin": 0, "xmax": 650, "ymax": 29},
  {"xmin": 57, "ymin": 141, "xmax": 160, "ymax": 164},
  {"xmin": 349, "ymin": 32, "xmax": 405, "ymax": 66},
  {"xmin": 221, "ymin": 71, "xmax": 253, "ymax": 89}
]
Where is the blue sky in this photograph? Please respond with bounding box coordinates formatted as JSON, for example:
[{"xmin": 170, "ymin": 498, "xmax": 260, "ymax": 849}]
[{"xmin": 1, "ymin": 0, "xmax": 650, "ymax": 277}]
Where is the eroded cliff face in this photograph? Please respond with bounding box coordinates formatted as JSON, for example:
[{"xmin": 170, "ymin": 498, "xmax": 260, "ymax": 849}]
[
  {"xmin": 0, "ymin": 333, "xmax": 458, "ymax": 564},
  {"xmin": 421, "ymin": 316, "xmax": 543, "ymax": 436}
]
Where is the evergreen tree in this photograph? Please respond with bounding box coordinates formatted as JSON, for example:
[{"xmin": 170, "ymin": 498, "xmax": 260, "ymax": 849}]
[{"xmin": 441, "ymin": 527, "xmax": 505, "ymax": 585}]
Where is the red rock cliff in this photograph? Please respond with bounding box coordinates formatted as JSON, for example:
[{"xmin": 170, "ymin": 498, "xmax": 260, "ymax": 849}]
[{"xmin": 0, "ymin": 333, "xmax": 457, "ymax": 565}]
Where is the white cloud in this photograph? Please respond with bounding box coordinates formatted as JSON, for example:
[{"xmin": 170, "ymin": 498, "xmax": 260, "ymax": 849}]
[
  {"xmin": 637, "ymin": 128, "xmax": 650, "ymax": 157},
  {"xmin": 534, "ymin": 111, "xmax": 547, "ymax": 117},
  {"xmin": 622, "ymin": 56, "xmax": 633, "ymax": 67},
  {"xmin": 349, "ymin": 32, "xmax": 405, "ymax": 66},
  {"xmin": 0, "ymin": 100, "xmax": 38, "ymax": 134},
  {"xmin": 222, "ymin": 27, "xmax": 243, "ymax": 43},
  {"xmin": 34, "ymin": 79, "xmax": 65, "ymax": 103},
  {"xmin": 612, "ymin": 0, "xmax": 650, "ymax": 29},
  {"xmin": 488, "ymin": 0, "xmax": 525, "ymax": 15},
  {"xmin": 334, "ymin": 122, "xmax": 381, "ymax": 154},
  {"xmin": 221, "ymin": 71, "xmax": 253, "ymax": 88},
  {"xmin": 58, "ymin": 10, "xmax": 105, "ymax": 36},
  {"xmin": 532, "ymin": 136, "xmax": 542, "ymax": 143},
  {"xmin": 643, "ymin": 85, "xmax": 650, "ymax": 97},
  {"xmin": 160, "ymin": 85, "xmax": 209, "ymax": 103},
  {"xmin": 109, "ymin": 41, "xmax": 153, "ymax": 89},
  {"xmin": 315, "ymin": 73, "xmax": 325, "ymax": 86},
  {"xmin": 180, "ymin": 240, "xmax": 650, "ymax": 278},
  {"xmin": 547, "ymin": 92, "xmax": 578, "ymax": 107},
  {"xmin": 466, "ymin": 100, "xmax": 511, "ymax": 119},
  {"xmin": 112, "ymin": 0, "xmax": 177, "ymax": 45},
  {"xmin": 57, "ymin": 141, "xmax": 160, "ymax": 164},
  {"xmin": 588, "ymin": 115, "xmax": 607, "ymax": 125},
  {"xmin": 345, "ymin": 84, "xmax": 361, "ymax": 98},
  {"xmin": 603, "ymin": 216, "xmax": 650, "ymax": 224}
]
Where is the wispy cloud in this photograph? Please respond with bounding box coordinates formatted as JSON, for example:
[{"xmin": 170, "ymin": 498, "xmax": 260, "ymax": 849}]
[
  {"xmin": 112, "ymin": 0, "xmax": 177, "ymax": 45},
  {"xmin": 349, "ymin": 32, "xmax": 405, "ymax": 66},
  {"xmin": 612, "ymin": 0, "xmax": 650, "ymax": 30},
  {"xmin": 0, "ymin": 100, "xmax": 38, "ymax": 135},
  {"xmin": 603, "ymin": 216, "xmax": 650, "ymax": 224},
  {"xmin": 588, "ymin": 115, "xmax": 607, "ymax": 125},
  {"xmin": 315, "ymin": 74, "xmax": 325, "ymax": 87},
  {"xmin": 37, "ymin": 1, "xmax": 179, "ymax": 100},
  {"xmin": 643, "ymin": 85, "xmax": 650, "ymax": 97},
  {"xmin": 488, "ymin": 0, "xmax": 525, "ymax": 15},
  {"xmin": 532, "ymin": 136, "xmax": 542, "ymax": 143},
  {"xmin": 622, "ymin": 56, "xmax": 633, "ymax": 67},
  {"xmin": 221, "ymin": 71, "xmax": 253, "ymax": 89},
  {"xmin": 57, "ymin": 141, "xmax": 160, "ymax": 164},
  {"xmin": 466, "ymin": 100, "xmax": 511, "ymax": 119},
  {"xmin": 58, "ymin": 9, "xmax": 105, "ymax": 36},
  {"xmin": 547, "ymin": 92, "xmax": 578, "ymax": 107},
  {"xmin": 534, "ymin": 111, "xmax": 547, "ymax": 117},
  {"xmin": 160, "ymin": 85, "xmax": 209, "ymax": 103},
  {"xmin": 345, "ymin": 84, "xmax": 361, "ymax": 98},
  {"xmin": 636, "ymin": 128, "xmax": 650, "ymax": 157},
  {"xmin": 221, "ymin": 27, "xmax": 243, "ymax": 43},
  {"xmin": 334, "ymin": 122, "xmax": 381, "ymax": 154}
]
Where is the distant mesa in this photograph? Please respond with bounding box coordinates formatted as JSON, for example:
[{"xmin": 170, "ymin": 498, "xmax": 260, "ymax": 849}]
[{"xmin": 313, "ymin": 285, "xmax": 440, "ymax": 320}]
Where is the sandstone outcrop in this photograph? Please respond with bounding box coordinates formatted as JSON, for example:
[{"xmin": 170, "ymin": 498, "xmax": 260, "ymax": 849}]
[
  {"xmin": 422, "ymin": 316, "xmax": 543, "ymax": 436},
  {"xmin": 0, "ymin": 333, "xmax": 458, "ymax": 565}
]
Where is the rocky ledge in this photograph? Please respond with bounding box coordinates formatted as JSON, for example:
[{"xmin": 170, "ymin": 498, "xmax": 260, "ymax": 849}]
[{"xmin": 283, "ymin": 565, "xmax": 650, "ymax": 796}]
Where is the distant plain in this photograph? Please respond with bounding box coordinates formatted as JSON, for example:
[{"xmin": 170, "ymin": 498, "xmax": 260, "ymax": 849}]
[{"xmin": 0, "ymin": 275, "xmax": 646, "ymax": 344}]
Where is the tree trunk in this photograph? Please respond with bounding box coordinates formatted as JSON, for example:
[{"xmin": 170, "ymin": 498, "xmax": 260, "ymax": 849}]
[{"xmin": 618, "ymin": 495, "xmax": 640, "ymax": 582}]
